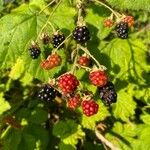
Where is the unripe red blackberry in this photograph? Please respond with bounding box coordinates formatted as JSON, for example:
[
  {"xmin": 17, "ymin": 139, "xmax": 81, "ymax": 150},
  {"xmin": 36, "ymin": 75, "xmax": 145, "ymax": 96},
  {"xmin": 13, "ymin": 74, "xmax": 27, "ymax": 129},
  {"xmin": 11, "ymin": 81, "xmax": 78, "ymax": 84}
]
[
  {"xmin": 52, "ymin": 33, "xmax": 65, "ymax": 48},
  {"xmin": 58, "ymin": 73, "xmax": 79, "ymax": 94},
  {"xmin": 73, "ymin": 26, "xmax": 90, "ymax": 43},
  {"xmin": 67, "ymin": 94, "xmax": 81, "ymax": 110},
  {"xmin": 99, "ymin": 82, "xmax": 117, "ymax": 106},
  {"xmin": 115, "ymin": 22, "xmax": 128, "ymax": 39},
  {"xmin": 123, "ymin": 16, "xmax": 134, "ymax": 27},
  {"xmin": 29, "ymin": 44, "xmax": 41, "ymax": 59},
  {"xmin": 40, "ymin": 53, "xmax": 61, "ymax": 70},
  {"xmin": 78, "ymin": 56, "xmax": 90, "ymax": 66},
  {"xmin": 40, "ymin": 60, "xmax": 51, "ymax": 70},
  {"xmin": 104, "ymin": 19, "xmax": 114, "ymax": 28},
  {"xmin": 47, "ymin": 53, "xmax": 62, "ymax": 68},
  {"xmin": 38, "ymin": 84, "xmax": 58, "ymax": 102},
  {"xmin": 82, "ymin": 99, "xmax": 99, "ymax": 117},
  {"xmin": 89, "ymin": 70, "xmax": 108, "ymax": 87}
]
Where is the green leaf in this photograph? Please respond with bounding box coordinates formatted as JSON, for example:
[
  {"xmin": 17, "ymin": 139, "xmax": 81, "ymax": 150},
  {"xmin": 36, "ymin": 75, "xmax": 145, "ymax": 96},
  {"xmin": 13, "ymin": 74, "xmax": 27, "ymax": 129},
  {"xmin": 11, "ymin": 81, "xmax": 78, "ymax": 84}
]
[
  {"xmin": 29, "ymin": 108, "xmax": 48, "ymax": 124},
  {"xmin": 106, "ymin": 0, "xmax": 150, "ymax": 12},
  {"xmin": 0, "ymin": 92, "xmax": 11, "ymax": 115},
  {"xmin": 2, "ymin": 129, "xmax": 22, "ymax": 150},
  {"xmin": 132, "ymin": 124, "xmax": 150, "ymax": 150},
  {"xmin": 9, "ymin": 58, "xmax": 24, "ymax": 80},
  {"xmin": 81, "ymin": 101, "xmax": 109, "ymax": 130},
  {"xmin": 51, "ymin": 1, "xmax": 76, "ymax": 30},
  {"xmin": 106, "ymin": 122, "xmax": 138, "ymax": 150},
  {"xmin": 20, "ymin": 72, "xmax": 33, "ymax": 86},
  {"xmin": 59, "ymin": 142, "xmax": 76, "ymax": 150},
  {"xmin": 113, "ymin": 89, "xmax": 136, "ymax": 121},
  {"xmin": 24, "ymin": 125, "xmax": 49, "ymax": 149},
  {"xmin": 141, "ymin": 114, "xmax": 150, "ymax": 125},
  {"xmin": 18, "ymin": 133, "xmax": 36, "ymax": 150},
  {"xmin": 86, "ymin": 4, "xmax": 111, "ymax": 40},
  {"xmin": 53, "ymin": 119, "xmax": 85, "ymax": 147},
  {"xmin": 100, "ymin": 38, "xmax": 149, "ymax": 84}
]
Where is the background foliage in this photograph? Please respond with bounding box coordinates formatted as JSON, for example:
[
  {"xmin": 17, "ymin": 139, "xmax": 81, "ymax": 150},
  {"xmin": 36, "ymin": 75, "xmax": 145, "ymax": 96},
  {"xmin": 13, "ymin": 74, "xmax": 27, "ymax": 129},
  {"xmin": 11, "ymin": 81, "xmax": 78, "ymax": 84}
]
[{"xmin": 0, "ymin": 0, "xmax": 150, "ymax": 149}]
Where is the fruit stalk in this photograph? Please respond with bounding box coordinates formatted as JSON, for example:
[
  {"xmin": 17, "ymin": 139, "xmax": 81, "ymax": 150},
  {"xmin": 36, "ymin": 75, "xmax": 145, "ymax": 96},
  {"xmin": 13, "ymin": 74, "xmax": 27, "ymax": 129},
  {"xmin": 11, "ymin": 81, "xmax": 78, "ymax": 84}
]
[
  {"xmin": 92, "ymin": 0, "xmax": 121, "ymax": 18},
  {"xmin": 95, "ymin": 128, "xmax": 120, "ymax": 150}
]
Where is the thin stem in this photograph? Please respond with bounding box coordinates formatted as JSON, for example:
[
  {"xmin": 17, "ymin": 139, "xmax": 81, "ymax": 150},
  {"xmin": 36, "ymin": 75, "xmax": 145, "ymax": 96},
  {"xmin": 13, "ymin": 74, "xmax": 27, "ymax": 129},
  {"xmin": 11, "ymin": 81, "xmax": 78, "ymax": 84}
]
[
  {"xmin": 76, "ymin": 64, "xmax": 91, "ymax": 71},
  {"xmin": 1, "ymin": 126, "xmax": 11, "ymax": 139},
  {"xmin": 48, "ymin": 21, "xmax": 56, "ymax": 33},
  {"xmin": 39, "ymin": 0, "xmax": 56, "ymax": 14},
  {"xmin": 92, "ymin": 0, "xmax": 121, "ymax": 18},
  {"xmin": 35, "ymin": 0, "xmax": 62, "ymax": 42},
  {"xmin": 76, "ymin": 0, "xmax": 83, "ymax": 25},
  {"xmin": 71, "ymin": 44, "xmax": 79, "ymax": 74},
  {"xmin": 95, "ymin": 128, "xmax": 120, "ymax": 150}
]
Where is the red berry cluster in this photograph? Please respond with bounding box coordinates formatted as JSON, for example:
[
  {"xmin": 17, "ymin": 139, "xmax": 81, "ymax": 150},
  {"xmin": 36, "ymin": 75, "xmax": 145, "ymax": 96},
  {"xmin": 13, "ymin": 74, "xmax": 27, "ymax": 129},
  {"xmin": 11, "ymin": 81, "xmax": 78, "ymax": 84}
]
[
  {"xmin": 82, "ymin": 99, "xmax": 99, "ymax": 117},
  {"xmin": 89, "ymin": 70, "xmax": 108, "ymax": 87},
  {"xmin": 58, "ymin": 73, "xmax": 79, "ymax": 94},
  {"xmin": 67, "ymin": 94, "xmax": 81, "ymax": 110},
  {"xmin": 104, "ymin": 19, "xmax": 114, "ymax": 28},
  {"xmin": 40, "ymin": 53, "xmax": 61, "ymax": 70},
  {"xmin": 78, "ymin": 55, "xmax": 90, "ymax": 66}
]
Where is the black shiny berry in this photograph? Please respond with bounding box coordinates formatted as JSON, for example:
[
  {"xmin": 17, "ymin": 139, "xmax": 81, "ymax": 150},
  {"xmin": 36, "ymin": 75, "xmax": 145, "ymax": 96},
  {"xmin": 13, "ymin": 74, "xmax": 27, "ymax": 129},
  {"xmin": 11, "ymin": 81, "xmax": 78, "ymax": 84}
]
[
  {"xmin": 29, "ymin": 45, "xmax": 41, "ymax": 59},
  {"xmin": 38, "ymin": 84, "xmax": 58, "ymax": 102},
  {"xmin": 52, "ymin": 33, "xmax": 65, "ymax": 48},
  {"xmin": 115, "ymin": 22, "xmax": 128, "ymax": 39},
  {"xmin": 99, "ymin": 82, "xmax": 117, "ymax": 106},
  {"xmin": 73, "ymin": 26, "xmax": 90, "ymax": 43}
]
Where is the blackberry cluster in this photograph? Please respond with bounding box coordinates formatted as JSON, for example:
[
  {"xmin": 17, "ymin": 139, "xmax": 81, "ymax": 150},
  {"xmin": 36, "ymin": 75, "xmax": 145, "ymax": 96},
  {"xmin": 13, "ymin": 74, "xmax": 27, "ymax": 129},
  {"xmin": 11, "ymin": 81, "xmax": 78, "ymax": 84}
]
[
  {"xmin": 115, "ymin": 22, "xmax": 128, "ymax": 39},
  {"xmin": 29, "ymin": 45, "xmax": 41, "ymax": 59},
  {"xmin": 38, "ymin": 84, "xmax": 58, "ymax": 102},
  {"xmin": 73, "ymin": 26, "xmax": 90, "ymax": 43},
  {"xmin": 99, "ymin": 82, "xmax": 117, "ymax": 106},
  {"xmin": 52, "ymin": 33, "xmax": 65, "ymax": 48}
]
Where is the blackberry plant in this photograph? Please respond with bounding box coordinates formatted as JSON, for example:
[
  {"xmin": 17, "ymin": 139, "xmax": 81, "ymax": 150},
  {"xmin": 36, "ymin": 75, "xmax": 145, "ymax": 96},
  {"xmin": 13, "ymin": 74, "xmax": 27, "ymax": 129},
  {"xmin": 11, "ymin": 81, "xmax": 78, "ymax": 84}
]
[{"xmin": 0, "ymin": 0, "xmax": 149, "ymax": 150}]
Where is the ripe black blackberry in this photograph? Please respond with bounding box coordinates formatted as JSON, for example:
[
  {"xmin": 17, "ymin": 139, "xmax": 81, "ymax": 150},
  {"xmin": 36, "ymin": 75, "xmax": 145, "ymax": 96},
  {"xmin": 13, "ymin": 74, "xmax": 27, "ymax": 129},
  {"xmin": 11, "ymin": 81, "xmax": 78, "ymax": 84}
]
[
  {"xmin": 115, "ymin": 22, "xmax": 128, "ymax": 39},
  {"xmin": 52, "ymin": 33, "xmax": 65, "ymax": 48},
  {"xmin": 38, "ymin": 84, "xmax": 58, "ymax": 102},
  {"xmin": 29, "ymin": 44, "xmax": 41, "ymax": 59},
  {"xmin": 73, "ymin": 26, "xmax": 90, "ymax": 43},
  {"xmin": 99, "ymin": 82, "xmax": 117, "ymax": 106}
]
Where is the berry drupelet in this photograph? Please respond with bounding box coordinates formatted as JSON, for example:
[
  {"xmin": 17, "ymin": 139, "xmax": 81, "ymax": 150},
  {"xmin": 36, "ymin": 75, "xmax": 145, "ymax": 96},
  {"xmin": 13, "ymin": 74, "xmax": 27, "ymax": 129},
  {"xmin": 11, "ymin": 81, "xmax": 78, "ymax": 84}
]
[
  {"xmin": 52, "ymin": 33, "xmax": 65, "ymax": 48},
  {"xmin": 29, "ymin": 44, "xmax": 41, "ymax": 59},
  {"xmin": 73, "ymin": 26, "xmax": 90, "ymax": 43},
  {"xmin": 115, "ymin": 22, "xmax": 128, "ymax": 39},
  {"xmin": 38, "ymin": 84, "xmax": 58, "ymax": 102},
  {"xmin": 99, "ymin": 82, "xmax": 117, "ymax": 106}
]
